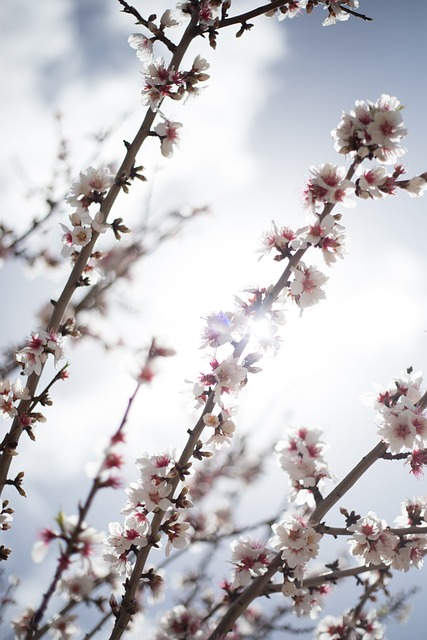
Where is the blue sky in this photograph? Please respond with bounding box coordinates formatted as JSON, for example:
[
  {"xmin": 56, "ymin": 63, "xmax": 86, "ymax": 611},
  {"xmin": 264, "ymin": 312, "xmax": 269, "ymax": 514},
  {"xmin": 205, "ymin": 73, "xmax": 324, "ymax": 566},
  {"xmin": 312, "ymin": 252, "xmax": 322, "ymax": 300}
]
[{"xmin": 1, "ymin": 1, "xmax": 427, "ymax": 638}]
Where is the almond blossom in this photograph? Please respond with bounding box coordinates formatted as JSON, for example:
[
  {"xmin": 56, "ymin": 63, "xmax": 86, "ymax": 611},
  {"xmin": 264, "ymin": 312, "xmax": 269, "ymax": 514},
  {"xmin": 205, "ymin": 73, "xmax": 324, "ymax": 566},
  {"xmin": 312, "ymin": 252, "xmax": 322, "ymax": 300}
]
[
  {"xmin": 230, "ymin": 537, "xmax": 271, "ymax": 587},
  {"xmin": 16, "ymin": 330, "xmax": 64, "ymax": 376},
  {"xmin": 289, "ymin": 263, "xmax": 328, "ymax": 310},
  {"xmin": 270, "ymin": 515, "xmax": 322, "ymax": 568},
  {"xmin": 332, "ymin": 94, "xmax": 407, "ymax": 164},
  {"xmin": 154, "ymin": 119, "xmax": 182, "ymax": 157},
  {"xmin": 275, "ymin": 427, "xmax": 331, "ymax": 506},
  {"xmin": 348, "ymin": 511, "xmax": 398, "ymax": 565},
  {"xmin": 304, "ymin": 163, "xmax": 355, "ymax": 211}
]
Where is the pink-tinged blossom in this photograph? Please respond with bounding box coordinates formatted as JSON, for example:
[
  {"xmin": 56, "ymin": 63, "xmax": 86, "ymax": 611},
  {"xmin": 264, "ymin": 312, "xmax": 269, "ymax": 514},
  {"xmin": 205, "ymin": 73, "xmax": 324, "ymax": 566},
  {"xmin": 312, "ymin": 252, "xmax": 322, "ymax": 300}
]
[
  {"xmin": 407, "ymin": 449, "xmax": 427, "ymax": 477},
  {"xmin": 377, "ymin": 400, "xmax": 427, "ymax": 453},
  {"xmin": 67, "ymin": 166, "xmax": 113, "ymax": 207},
  {"xmin": 154, "ymin": 604, "xmax": 202, "ymax": 639},
  {"xmin": 305, "ymin": 164, "xmax": 355, "ymax": 211},
  {"xmin": 16, "ymin": 330, "xmax": 64, "ymax": 376},
  {"xmin": 128, "ymin": 33, "xmax": 153, "ymax": 60},
  {"xmin": 0, "ymin": 378, "xmax": 30, "ymax": 418},
  {"xmin": 356, "ymin": 166, "xmax": 391, "ymax": 199},
  {"xmin": 394, "ymin": 497, "xmax": 427, "ymax": 527},
  {"xmin": 348, "ymin": 511, "xmax": 398, "ymax": 565},
  {"xmin": 154, "ymin": 120, "xmax": 182, "ymax": 157},
  {"xmin": 60, "ymin": 223, "xmax": 92, "ymax": 257},
  {"xmin": 206, "ymin": 418, "xmax": 236, "ymax": 449},
  {"xmin": 270, "ymin": 515, "xmax": 322, "ymax": 568},
  {"xmin": 323, "ymin": 1, "xmax": 359, "ymax": 27},
  {"xmin": 32, "ymin": 514, "xmax": 103, "ymax": 564},
  {"xmin": 364, "ymin": 368, "xmax": 423, "ymax": 413},
  {"xmin": 332, "ymin": 95, "xmax": 407, "ymax": 164},
  {"xmin": 292, "ymin": 585, "xmax": 331, "ymax": 619},
  {"xmin": 275, "ymin": 427, "xmax": 331, "ymax": 507},
  {"xmin": 49, "ymin": 613, "xmax": 79, "ymax": 640},
  {"xmin": 290, "ymin": 264, "xmax": 328, "ymax": 310},
  {"xmin": 314, "ymin": 609, "xmax": 385, "ymax": 640},
  {"xmin": 164, "ymin": 517, "xmax": 192, "ymax": 556},
  {"xmin": 257, "ymin": 221, "xmax": 303, "ymax": 260},
  {"xmin": 266, "ymin": 1, "xmax": 307, "ymax": 21},
  {"xmin": 11, "ymin": 607, "xmax": 37, "ymax": 639},
  {"xmin": 57, "ymin": 572, "xmax": 95, "ymax": 601},
  {"xmin": 230, "ymin": 537, "xmax": 271, "ymax": 587},
  {"xmin": 391, "ymin": 536, "xmax": 427, "ymax": 572},
  {"xmin": 230, "ymin": 537, "xmax": 271, "ymax": 589}
]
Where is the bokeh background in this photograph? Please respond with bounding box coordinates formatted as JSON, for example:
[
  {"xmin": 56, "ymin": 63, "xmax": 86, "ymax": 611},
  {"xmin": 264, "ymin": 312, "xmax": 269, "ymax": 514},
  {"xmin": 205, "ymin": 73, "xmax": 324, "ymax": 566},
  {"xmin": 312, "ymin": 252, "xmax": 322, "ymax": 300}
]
[{"xmin": 1, "ymin": 1, "xmax": 427, "ymax": 638}]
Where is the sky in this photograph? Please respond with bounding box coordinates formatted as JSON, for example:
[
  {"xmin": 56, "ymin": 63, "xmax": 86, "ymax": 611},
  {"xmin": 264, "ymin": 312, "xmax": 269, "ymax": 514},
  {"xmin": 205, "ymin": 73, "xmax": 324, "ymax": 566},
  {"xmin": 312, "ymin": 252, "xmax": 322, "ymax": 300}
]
[{"xmin": 1, "ymin": 0, "xmax": 427, "ymax": 638}]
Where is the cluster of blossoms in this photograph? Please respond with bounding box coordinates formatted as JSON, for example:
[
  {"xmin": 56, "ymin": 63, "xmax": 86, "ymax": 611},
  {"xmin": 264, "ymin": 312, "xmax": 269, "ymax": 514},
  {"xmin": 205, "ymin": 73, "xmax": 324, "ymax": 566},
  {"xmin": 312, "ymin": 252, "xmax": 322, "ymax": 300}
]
[
  {"xmin": 104, "ymin": 450, "xmax": 192, "ymax": 576},
  {"xmin": 266, "ymin": 0, "xmax": 361, "ymax": 27},
  {"xmin": 61, "ymin": 166, "xmax": 113, "ymax": 258},
  {"xmin": 348, "ymin": 508, "xmax": 427, "ymax": 572},
  {"xmin": 270, "ymin": 514, "xmax": 322, "ymax": 569},
  {"xmin": 16, "ymin": 329, "xmax": 65, "ymax": 376},
  {"xmin": 333, "ymin": 94, "xmax": 407, "ymax": 164},
  {"xmin": 275, "ymin": 427, "xmax": 331, "ymax": 506},
  {"xmin": 229, "ymin": 537, "xmax": 272, "ymax": 588},
  {"xmin": 0, "ymin": 378, "xmax": 30, "ymax": 419},
  {"xmin": 314, "ymin": 608, "xmax": 385, "ymax": 640},
  {"xmin": 129, "ymin": 14, "xmax": 210, "ymax": 158},
  {"xmin": 367, "ymin": 369, "xmax": 427, "ymax": 462}
]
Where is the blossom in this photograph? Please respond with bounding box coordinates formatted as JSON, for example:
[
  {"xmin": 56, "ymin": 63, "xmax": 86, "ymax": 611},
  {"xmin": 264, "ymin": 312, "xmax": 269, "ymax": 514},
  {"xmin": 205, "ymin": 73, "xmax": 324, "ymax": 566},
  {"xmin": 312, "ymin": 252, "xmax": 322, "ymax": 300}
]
[
  {"xmin": 16, "ymin": 330, "xmax": 64, "ymax": 376},
  {"xmin": 290, "ymin": 264, "xmax": 328, "ymax": 310},
  {"xmin": 57, "ymin": 572, "xmax": 94, "ymax": 601},
  {"xmin": 348, "ymin": 511, "xmax": 398, "ymax": 565},
  {"xmin": 292, "ymin": 585, "xmax": 331, "ymax": 619},
  {"xmin": 67, "ymin": 166, "xmax": 113, "ymax": 208},
  {"xmin": 0, "ymin": 378, "xmax": 30, "ymax": 418},
  {"xmin": 230, "ymin": 537, "xmax": 271, "ymax": 587},
  {"xmin": 11, "ymin": 607, "xmax": 36, "ymax": 639},
  {"xmin": 269, "ymin": 515, "xmax": 322, "ymax": 568},
  {"xmin": 377, "ymin": 402, "xmax": 427, "ymax": 453},
  {"xmin": 200, "ymin": 310, "xmax": 246, "ymax": 348},
  {"xmin": 332, "ymin": 95, "xmax": 407, "ymax": 164},
  {"xmin": 304, "ymin": 163, "xmax": 355, "ymax": 210},
  {"xmin": 205, "ymin": 417, "xmax": 236, "ymax": 449},
  {"xmin": 164, "ymin": 516, "xmax": 192, "ymax": 556},
  {"xmin": 403, "ymin": 176, "xmax": 427, "ymax": 197},
  {"xmin": 275, "ymin": 427, "xmax": 331, "ymax": 506},
  {"xmin": 322, "ymin": 1, "xmax": 359, "ymax": 27},
  {"xmin": 257, "ymin": 221, "xmax": 303, "ymax": 260},
  {"xmin": 154, "ymin": 119, "xmax": 182, "ymax": 157},
  {"xmin": 128, "ymin": 33, "xmax": 153, "ymax": 60},
  {"xmin": 48, "ymin": 613, "xmax": 79, "ymax": 640},
  {"xmin": 60, "ymin": 222, "xmax": 92, "ymax": 257}
]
